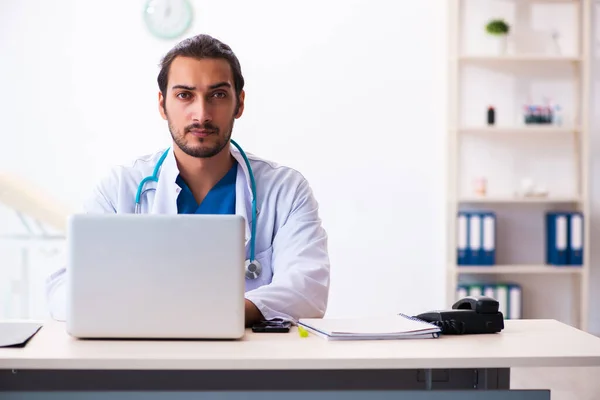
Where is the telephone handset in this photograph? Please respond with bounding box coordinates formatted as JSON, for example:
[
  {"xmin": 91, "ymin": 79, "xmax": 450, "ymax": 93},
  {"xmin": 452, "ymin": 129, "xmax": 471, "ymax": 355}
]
[{"xmin": 415, "ymin": 295, "xmax": 505, "ymax": 335}]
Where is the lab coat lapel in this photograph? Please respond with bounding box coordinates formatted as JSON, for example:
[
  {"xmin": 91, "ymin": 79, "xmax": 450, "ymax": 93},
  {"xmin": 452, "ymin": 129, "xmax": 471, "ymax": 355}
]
[
  {"xmin": 150, "ymin": 148, "xmax": 180, "ymax": 215},
  {"xmin": 232, "ymin": 147, "xmax": 256, "ymax": 248},
  {"xmin": 234, "ymin": 163, "xmax": 252, "ymax": 247}
]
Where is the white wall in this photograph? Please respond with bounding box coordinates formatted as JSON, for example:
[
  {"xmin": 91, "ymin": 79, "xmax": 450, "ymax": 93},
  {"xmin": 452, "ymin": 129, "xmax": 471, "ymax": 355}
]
[{"xmin": 0, "ymin": 0, "xmax": 448, "ymax": 320}]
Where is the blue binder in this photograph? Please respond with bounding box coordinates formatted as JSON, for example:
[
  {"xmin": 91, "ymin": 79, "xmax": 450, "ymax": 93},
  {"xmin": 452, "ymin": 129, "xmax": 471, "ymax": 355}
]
[
  {"xmin": 457, "ymin": 211, "xmax": 469, "ymax": 265},
  {"xmin": 481, "ymin": 211, "xmax": 496, "ymax": 265},
  {"xmin": 467, "ymin": 212, "xmax": 482, "ymax": 265},
  {"xmin": 546, "ymin": 212, "xmax": 569, "ymax": 265},
  {"xmin": 569, "ymin": 211, "xmax": 583, "ymax": 266}
]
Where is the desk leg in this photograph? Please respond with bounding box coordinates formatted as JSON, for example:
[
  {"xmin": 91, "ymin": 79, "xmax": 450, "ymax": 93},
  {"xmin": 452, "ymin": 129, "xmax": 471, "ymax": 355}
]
[
  {"xmin": 481, "ymin": 368, "xmax": 489, "ymax": 389},
  {"xmin": 424, "ymin": 369, "xmax": 433, "ymax": 390},
  {"xmin": 474, "ymin": 368, "xmax": 510, "ymax": 390}
]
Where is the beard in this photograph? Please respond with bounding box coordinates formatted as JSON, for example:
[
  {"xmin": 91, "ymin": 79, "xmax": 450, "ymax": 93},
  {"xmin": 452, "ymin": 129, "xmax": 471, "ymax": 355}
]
[{"xmin": 169, "ymin": 119, "xmax": 233, "ymax": 158}]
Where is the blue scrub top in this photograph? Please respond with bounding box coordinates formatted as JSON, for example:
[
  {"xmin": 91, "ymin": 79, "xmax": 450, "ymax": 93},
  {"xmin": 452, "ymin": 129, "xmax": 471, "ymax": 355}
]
[{"xmin": 176, "ymin": 162, "xmax": 237, "ymax": 214}]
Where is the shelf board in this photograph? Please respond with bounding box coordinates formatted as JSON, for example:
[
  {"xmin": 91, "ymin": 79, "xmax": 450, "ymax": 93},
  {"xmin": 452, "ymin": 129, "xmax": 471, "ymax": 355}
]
[
  {"xmin": 455, "ymin": 265, "xmax": 582, "ymax": 274},
  {"xmin": 491, "ymin": 0, "xmax": 579, "ymax": 3},
  {"xmin": 459, "ymin": 126, "xmax": 579, "ymax": 135},
  {"xmin": 459, "ymin": 55, "xmax": 581, "ymax": 63},
  {"xmin": 458, "ymin": 196, "xmax": 581, "ymax": 204}
]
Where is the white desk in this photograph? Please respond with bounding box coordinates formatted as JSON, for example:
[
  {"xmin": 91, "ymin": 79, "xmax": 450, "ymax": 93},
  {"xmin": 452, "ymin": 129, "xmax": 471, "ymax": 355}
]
[{"xmin": 1, "ymin": 319, "xmax": 600, "ymax": 399}]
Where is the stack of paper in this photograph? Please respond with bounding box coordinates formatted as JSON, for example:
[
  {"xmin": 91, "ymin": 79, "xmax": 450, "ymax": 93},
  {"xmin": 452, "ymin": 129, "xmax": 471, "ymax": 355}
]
[
  {"xmin": 0, "ymin": 321, "xmax": 43, "ymax": 348},
  {"xmin": 298, "ymin": 314, "xmax": 441, "ymax": 341}
]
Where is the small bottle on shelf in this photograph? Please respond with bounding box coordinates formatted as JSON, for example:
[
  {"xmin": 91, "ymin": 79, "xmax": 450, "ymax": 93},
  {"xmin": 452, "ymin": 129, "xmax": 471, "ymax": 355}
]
[
  {"xmin": 487, "ymin": 106, "xmax": 495, "ymax": 126},
  {"xmin": 533, "ymin": 106, "xmax": 541, "ymax": 124},
  {"xmin": 554, "ymin": 104, "xmax": 563, "ymax": 126},
  {"xmin": 523, "ymin": 105, "xmax": 532, "ymax": 124},
  {"xmin": 545, "ymin": 97, "xmax": 554, "ymax": 124},
  {"xmin": 473, "ymin": 177, "xmax": 487, "ymax": 196}
]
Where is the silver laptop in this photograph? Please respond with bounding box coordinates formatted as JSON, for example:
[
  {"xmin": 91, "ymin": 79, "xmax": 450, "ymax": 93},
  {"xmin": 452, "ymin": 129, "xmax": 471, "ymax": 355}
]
[{"xmin": 65, "ymin": 214, "xmax": 246, "ymax": 339}]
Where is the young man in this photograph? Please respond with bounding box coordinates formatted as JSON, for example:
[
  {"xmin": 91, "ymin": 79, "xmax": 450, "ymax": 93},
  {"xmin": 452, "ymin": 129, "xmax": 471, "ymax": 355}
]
[{"xmin": 46, "ymin": 34, "xmax": 330, "ymax": 326}]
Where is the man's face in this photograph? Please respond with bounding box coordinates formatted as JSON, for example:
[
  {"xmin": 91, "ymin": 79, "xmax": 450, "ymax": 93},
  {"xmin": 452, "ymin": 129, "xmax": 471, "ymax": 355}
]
[{"xmin": 159, "ymin": 56, "xmax": 244, "ymax": 158}]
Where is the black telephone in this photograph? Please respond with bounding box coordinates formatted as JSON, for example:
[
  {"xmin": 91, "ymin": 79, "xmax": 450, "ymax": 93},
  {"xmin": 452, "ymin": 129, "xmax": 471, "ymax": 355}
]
[{"xmin": 415, "ymin": 295, "xmax": 504, "ymax": 335}]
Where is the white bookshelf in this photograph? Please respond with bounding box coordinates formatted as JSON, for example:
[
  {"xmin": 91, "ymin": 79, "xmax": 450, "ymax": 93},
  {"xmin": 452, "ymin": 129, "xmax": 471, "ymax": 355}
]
[{"xmin": 447, "ymin": 0, "xmax": 591, "ymax": 331}]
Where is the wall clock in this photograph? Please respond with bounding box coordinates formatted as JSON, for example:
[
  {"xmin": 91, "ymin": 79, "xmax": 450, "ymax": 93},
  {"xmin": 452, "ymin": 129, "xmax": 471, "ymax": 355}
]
[{"xmin": 143, "ymin": 0, "xmax": 193, "ymax": 40}]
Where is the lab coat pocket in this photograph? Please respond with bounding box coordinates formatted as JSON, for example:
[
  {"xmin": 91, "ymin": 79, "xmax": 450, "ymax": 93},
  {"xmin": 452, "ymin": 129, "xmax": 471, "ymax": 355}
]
[{"xmin": 246, "ymin": 246, "xmax": 273, "ymax": 291}]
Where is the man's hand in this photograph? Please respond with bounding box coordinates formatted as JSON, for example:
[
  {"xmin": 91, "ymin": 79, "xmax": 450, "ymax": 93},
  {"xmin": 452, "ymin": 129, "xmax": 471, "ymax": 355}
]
[{"xmin": 245, "ymin": 299, "xmax": 264, "ymax": 327}]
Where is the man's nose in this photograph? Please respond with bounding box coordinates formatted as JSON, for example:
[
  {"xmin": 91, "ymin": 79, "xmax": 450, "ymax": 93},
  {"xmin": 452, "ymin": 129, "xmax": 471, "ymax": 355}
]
[{"xmin": 190, "ymin": 98, "xmax": 212, "ymax": 123}]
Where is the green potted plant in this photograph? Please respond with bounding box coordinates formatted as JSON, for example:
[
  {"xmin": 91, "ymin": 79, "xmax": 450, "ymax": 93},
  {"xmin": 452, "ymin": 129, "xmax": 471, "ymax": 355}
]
[{"xmin": 485, "ymin": 19, "xmax": 510, "ymax": 55}]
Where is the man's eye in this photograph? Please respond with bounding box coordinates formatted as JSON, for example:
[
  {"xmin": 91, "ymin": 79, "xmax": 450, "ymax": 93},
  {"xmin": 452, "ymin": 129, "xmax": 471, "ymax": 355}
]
[
  {"xmin": 213, "ymin": 92, "xmax": 226, "ymax": 99},
  {"xmin": 177, "ymin": 92, "xmax": 191, "ymax": 100}
]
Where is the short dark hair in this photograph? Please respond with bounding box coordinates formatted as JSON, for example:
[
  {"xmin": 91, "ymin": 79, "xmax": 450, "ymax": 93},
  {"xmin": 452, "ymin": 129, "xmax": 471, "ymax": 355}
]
[{"xmin": 157, "ymin": 34, "xmax": 245, "ymax": 110}]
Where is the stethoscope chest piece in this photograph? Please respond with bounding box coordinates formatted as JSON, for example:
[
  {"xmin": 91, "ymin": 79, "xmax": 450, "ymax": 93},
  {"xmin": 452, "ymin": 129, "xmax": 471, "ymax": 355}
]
[{"xmin": 245, "ymin": 259, "xmax": 262, "ymax": 280}]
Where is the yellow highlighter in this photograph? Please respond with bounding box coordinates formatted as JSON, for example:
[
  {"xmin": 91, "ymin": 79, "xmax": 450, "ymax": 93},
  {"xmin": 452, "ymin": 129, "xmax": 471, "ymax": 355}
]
[{"xmin": 298, "ymin": 325, "xmax": 309, "ymax": 338}]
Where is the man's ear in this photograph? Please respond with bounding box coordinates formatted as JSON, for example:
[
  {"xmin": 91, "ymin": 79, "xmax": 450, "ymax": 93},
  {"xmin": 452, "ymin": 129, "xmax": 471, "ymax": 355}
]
[
  {"xmin": 158, "ymin": 91, "xmax": 167, "ymax": 120},
  {"xmin": 234, "ymin": 90, "xmax": 245, "ymax": 119}
]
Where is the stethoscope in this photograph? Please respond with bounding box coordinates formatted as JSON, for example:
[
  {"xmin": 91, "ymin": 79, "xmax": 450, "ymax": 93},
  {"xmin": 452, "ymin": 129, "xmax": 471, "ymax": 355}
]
[{"xmin": 134, "ymin": 139, "xmax": 262, "ymax": 280}]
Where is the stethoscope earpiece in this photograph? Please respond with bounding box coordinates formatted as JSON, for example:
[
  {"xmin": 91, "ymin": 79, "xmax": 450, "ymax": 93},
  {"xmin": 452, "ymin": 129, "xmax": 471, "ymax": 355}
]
[{"xmin": 245, "ymin": 259, "xmax": 262, "ymax": 280}]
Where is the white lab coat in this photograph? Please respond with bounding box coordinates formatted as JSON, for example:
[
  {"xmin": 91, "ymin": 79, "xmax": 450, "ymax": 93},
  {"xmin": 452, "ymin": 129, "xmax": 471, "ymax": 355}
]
[{"xmin": 45, "ymin": 145, "xmax": 330, "ymax": 322}]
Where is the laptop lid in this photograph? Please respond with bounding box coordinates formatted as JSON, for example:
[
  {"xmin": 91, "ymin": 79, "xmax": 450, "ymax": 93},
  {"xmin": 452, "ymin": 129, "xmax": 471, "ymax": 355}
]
[{"xmin": 65, "ymin": 214, "xmax": 246, "ymax": 339}]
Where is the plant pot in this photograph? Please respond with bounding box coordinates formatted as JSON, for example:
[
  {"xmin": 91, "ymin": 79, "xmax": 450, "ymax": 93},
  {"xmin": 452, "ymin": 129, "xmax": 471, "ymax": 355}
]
[{"xmin": 489, "ymin": 34, "xmax": 508, "ymax": 56}]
